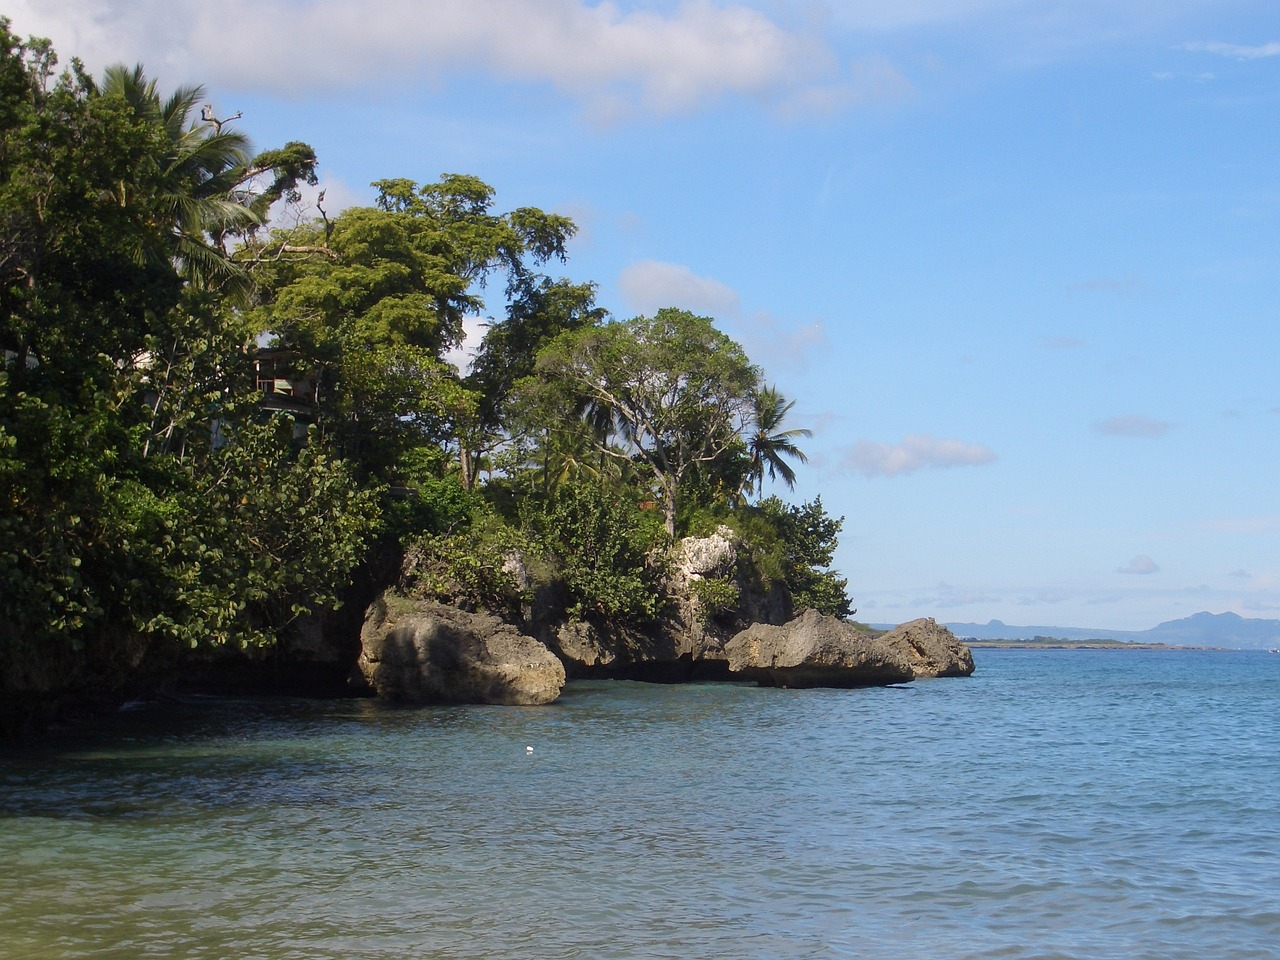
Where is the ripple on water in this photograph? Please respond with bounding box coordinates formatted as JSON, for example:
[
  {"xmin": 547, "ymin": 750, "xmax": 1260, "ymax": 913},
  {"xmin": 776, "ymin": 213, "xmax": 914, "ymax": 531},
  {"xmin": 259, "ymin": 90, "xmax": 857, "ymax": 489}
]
[{"xmin": 3, "ymin": 655, "xmax": 1280, "ymax": 959}]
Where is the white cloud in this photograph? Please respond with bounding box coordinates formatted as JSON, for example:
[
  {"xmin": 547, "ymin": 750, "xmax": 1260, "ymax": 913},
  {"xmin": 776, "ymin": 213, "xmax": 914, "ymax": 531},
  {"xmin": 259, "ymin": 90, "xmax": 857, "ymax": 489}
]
[
  {"xmin": 8, "ymin": 1, "xmax": 872, "ymax": 119},
  {"xmin": 617, "ymin": 259, "xmax": 826, "ymax": 368},
  {"xmin": 1094, "ymin": 414, "xmax": 1172, "ymax": 438},
  {"xmin": 1119, "ymin": 555, "xmax": 1159, "ymax": 575},
  {"xmin": 618, "ymin": 260, "xmax": 741, "ymax": 316},
  {"xmin": 264, "ymin": 176, "xmax": 370, "ymax": 233},
  {"xmin": 775, "ymin": 53, "xmax": 914, "ymax": 119},
  {"xmin": 1183, "ymin": 41, "xmax": 1280, "ymax": 60},
  {"xmin": 443, "ymin": 315, "xmax": 489, "ymax": 375},
  {"xmin": 842, "ymin": 434, "xmax": 998, "ymax": 478}
]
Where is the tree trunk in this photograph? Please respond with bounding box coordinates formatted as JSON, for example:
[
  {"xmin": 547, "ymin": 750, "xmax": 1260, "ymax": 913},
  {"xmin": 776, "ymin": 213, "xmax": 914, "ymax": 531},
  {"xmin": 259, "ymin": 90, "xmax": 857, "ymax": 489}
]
[{"xmin": 459, "ymin": 446, "xmax": 474, "ymax": 491}]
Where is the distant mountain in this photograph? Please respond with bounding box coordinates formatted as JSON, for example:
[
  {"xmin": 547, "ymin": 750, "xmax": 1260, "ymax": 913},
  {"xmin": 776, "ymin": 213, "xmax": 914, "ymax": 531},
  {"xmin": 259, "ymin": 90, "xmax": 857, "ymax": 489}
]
[{"xmin": 896, "ymin": 612, "xmax": 1280, "ymax": 649}]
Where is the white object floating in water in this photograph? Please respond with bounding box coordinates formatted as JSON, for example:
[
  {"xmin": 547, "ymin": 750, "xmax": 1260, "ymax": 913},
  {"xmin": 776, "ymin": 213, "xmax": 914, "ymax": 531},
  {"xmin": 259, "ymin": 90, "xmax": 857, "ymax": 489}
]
[{"xmin": 526, "ymin": 745, "xmax": 534, "ymax": 754}]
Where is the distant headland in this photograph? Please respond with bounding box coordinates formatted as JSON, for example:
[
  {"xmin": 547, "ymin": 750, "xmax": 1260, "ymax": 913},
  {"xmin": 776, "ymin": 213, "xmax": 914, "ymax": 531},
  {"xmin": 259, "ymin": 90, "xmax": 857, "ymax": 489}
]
[{"xmin": 878, "ymin": 611, "xmax": 1280, "ymax": 650}]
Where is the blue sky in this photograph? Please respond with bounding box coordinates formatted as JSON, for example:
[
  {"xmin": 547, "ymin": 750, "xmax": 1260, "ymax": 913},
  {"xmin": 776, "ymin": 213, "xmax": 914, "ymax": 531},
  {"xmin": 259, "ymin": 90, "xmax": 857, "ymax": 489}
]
[{"xmin": 11, "ymin": 0, "xmax": 1279, "ymax": 630}]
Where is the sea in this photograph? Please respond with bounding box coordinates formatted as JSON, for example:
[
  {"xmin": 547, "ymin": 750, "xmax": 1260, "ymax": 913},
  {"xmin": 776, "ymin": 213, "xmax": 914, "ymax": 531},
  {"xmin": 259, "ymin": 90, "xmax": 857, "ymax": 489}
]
[{"xmin": 1, "ymin": 648, "xmax": 1278, "ymax": 960}]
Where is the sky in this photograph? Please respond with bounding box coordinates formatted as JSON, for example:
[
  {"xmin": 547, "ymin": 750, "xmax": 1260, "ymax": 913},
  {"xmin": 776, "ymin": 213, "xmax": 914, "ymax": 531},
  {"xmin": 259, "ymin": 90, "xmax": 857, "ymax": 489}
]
[{"xmin": 8, "ymin": 0, "xmax": 1279, "ymax": 631}]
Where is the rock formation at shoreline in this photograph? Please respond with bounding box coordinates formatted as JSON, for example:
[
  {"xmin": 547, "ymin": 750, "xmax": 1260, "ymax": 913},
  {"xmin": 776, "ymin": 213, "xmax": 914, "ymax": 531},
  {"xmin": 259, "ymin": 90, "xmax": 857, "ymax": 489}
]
[
  {"xmin": 2, "ymin": 530, "xmax": 974, "ymax": 732},
  {"xmin": 721, "ymin": 608, "xmax": 915, "ymax": 687},
  {"xmin": 879, "ymin": 617, "xmax": 976, "ymax": 678},
  {"xmin": 357, "ymin": 596, "xmax": 565, "ymax": 705}
]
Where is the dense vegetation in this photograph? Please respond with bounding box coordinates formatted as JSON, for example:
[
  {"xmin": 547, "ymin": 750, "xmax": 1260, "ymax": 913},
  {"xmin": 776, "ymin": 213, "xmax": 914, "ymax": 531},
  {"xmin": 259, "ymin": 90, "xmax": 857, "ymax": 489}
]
[{"xmin": 0, "ymin": 24, "xmax": 851, "ymax": 709}]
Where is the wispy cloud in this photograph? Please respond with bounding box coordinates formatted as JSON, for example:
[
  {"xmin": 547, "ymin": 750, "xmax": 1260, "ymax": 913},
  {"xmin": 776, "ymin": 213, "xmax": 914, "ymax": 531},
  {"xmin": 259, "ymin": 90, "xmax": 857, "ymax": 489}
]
[
  {"xmin": 1044, "ymin": 335, "xmax": 1086, "ymax": 350},
  {"xmin": 843, "ymin": 434, "xmax": 998, "ymax": 478},
  {"xmin": 617, "ymin": 259, "xmax": 826, "ymax": 368},
  {"xmin": 1183, "ymin": 41, "xmax": 1280, "ymax": 60},
  {"xmin": 1119, "ymin": 555, "xmax": 1159, "ymax": 575},
  {"xmin": 8, "ymin": 0, "xmax": 887, "ymax": 120},
  {"xmin": 1094, "ymin": 415, "xmax": 1173, "ymax": 438},
  {"xmin": 441, "ymin": 316, "xmax": 490, "ymax": 375},
  {"xmin": 619, "ymin": 260, "xmax": 740, "ymax": 316},
  {"xmin": 1068, "ymin": 274, "xmax": 1151, "ymax": 297},
  {"xmin": 1202, "ymin": 516, "xmax": 1280, "ymax": 536}
]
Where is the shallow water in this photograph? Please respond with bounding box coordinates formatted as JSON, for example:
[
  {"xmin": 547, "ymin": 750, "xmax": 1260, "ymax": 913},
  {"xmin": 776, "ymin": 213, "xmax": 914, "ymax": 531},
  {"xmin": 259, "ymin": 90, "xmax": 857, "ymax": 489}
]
[{"xmin": 2, "ymin": 649, "xmax": 1278, "ymax": 959}]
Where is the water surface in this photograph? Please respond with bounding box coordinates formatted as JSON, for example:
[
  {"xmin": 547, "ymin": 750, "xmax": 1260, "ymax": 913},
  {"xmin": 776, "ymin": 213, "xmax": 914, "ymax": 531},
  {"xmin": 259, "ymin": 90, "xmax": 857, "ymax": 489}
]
[{"xmin": 2, "ymin": 649, "xmax": 1278, "ymax": 959}]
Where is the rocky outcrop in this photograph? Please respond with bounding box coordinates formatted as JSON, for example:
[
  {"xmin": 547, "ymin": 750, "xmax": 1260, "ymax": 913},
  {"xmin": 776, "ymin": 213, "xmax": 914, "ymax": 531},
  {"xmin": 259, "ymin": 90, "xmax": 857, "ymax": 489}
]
[
  {"xmin": 720, "ymin": 608, "xmax": 916, "ymax": 687},
  {"xmin": 357, "ymin": 595, "xmax": 565, "ymax": 705},
  {"xmin": 879, "ymin": 617, "xmax": 976, "ymax": 678},
  {"xmin": 674, "ymin": 526, "xmax": 738, "ymax": 581},
  {"xmin": 549, "ymin": 618, "xmax": 721, "ymax": 682}
]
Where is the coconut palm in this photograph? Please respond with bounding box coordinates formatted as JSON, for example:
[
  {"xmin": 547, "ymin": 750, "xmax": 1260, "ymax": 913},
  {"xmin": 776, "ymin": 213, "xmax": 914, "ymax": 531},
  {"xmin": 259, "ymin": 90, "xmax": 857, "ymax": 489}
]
[
  {"xmin": 101, "ymin": 64, "xmax": 260, "ymax": 296},
  {"xmin": 744, "ymin": 385, "xmax": 811, "ymax": 497}
]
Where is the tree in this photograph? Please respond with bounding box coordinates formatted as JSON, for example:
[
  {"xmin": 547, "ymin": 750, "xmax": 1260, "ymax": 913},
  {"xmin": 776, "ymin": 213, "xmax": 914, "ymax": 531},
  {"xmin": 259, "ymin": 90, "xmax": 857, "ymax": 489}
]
[
  {"xmin": 170, "ymin": 419, "xmax": 382, "ymax": 647},
  {"xmin": 744, "ymin": 384, "xmax": 811, "ymax": 498},
  {"xmin": 753, "ymin": 496, "xmax": 853, "ymax": 619},
  {"xmin": 0, "ymin": 28, "xmax": 357, "ymax": 689},
  {"xmin": 531, "ymin": 308, "xmax": 761, "ymax": 537},
  {"xmin": 99, "ymin": 64, "xmax": 317, "ymax": 302},
  {"xmin": 246, "ymin": 175, "xmax": 577, "ymax": 484},
  {"xmin": 524, "ymin": 478, "xmax": 664, "ymax": 623},
  {"xmin": 0, "ymin": 28, "xmax": 190, "ymax": 666},
  {"xmin": 466, "ymin": 276, "xmax": 606, "ymax": 487},
  {"xmin": 468, "ymin": 276, "xmax": 606, "ymax": 437},
  {"xmin": 94, "ymin": 65, "xmax": 319, "ymax": 460}
]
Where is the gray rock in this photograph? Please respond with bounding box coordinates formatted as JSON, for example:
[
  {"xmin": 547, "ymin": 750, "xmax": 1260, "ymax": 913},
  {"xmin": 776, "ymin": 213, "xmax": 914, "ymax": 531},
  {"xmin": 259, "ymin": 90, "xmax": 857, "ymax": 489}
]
[
  {"xmin": 358, "ymin": 595, "xmax": 565, "ymax": 705},
  {"xmin": 722, "ymin": 608, "xmax": 915, "ymax": 687},
  {"xmin": 674, "ymin": 527, "xmax": 737, "ymax": 580},
  {"xmin": 554, "ymin": 620, "xmax": 617, "ymax": 669},
  {"xmin": 879, "ymin": 617, "xmax": 976, "ymax": 678}
]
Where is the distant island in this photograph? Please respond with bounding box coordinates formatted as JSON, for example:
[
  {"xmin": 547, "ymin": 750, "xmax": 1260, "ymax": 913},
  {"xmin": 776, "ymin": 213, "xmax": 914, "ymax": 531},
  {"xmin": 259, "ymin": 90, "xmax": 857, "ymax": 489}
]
[
  {"xmin": 962, "ymin": 638, "xmax": 1221, "ymax": 651},
  {"xmin": 872, "ymin": 611, "xmax": 1280, "ymax": 650}
]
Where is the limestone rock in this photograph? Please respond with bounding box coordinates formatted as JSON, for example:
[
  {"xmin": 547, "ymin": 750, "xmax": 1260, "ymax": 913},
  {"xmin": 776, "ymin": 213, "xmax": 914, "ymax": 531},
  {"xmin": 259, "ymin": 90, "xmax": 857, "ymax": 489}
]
[
  {"xmin": 722, "ymin": 608, "xmax": 915, "ymax": 687},
  {"xmin": 554, "ymin": 620, "xmax": 616, "ymax": 669},
  {"xmin": 879, "ymin": 617, "xmax": 976, "ymax": 678},
  {"xmin": 550, "ymin": 619, "xmax": 698, "ymax": 681},
  {"xmin": 674, "ymin": 526, "xmax": 738, "ymax": 580},
  {"xmin": 358, "ymin": 595, "xmax": 565, "ymax": 705}
]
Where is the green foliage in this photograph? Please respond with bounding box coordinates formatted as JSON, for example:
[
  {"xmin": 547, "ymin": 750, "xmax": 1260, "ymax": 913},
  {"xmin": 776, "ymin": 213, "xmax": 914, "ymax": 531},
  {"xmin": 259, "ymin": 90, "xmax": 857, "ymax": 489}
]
[
  {"xmin": 401, "ymin": 513, "xmax": 531, "ymax": 618},
  {"xmin": 744, "ymin": 385, "xmax": 811, "ymax": 498},
  {"xmin": 529, "ymin": 308, "xmax": 761, "ymax": 536},
  {"xmin": 730, "ymin": 496, "xmax": 854, "ymax": 620},
  {"xmin": 0, "ymin": 29, "xmax": 375, "ymax": 672},
  {"xmin": 168, "ymin": 419, "xmax": 382, "ymax": 647},
  {"xmin": 244, "ymin": 175, "xmax": 578, "ymax": 486},
  {"xmin": 0, "ymin": 20, "xmax": 851, "ymax": 711},
  {"xmin": 381, "ymin": 473, "xmax": 482, "ymax": 542},
  {"xmin": 468, "ymin": 276, "xmax": 606, "ymax": 433},
  {"xmin": 689, "ymin": 575, "xmax": 741, "ymax": 625},
  {"xmin": 525, "ymin": 480, "xmax": 665, "ymax": 624}
]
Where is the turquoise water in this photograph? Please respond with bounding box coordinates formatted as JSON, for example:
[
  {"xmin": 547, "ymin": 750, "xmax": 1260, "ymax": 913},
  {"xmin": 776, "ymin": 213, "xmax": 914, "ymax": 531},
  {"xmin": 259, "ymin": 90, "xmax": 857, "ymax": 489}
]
[{"xmin": 2, "ymin": 649, "xmax": 1279, "ymax": 959}]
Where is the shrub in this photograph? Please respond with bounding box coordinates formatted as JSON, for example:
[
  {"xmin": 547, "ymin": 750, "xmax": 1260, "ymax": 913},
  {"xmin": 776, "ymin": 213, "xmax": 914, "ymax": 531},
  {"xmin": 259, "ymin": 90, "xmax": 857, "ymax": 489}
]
[
  {"xmin": 525, "ymin": 480, "xmax": 665, "ymax": 624},
  {"xmin": 688, "ymin": 575, "xmax": 740, "ymax": 625},
  {"xmin": 401, "ymin": 513, "xmax": 532, "ymax": 617}
]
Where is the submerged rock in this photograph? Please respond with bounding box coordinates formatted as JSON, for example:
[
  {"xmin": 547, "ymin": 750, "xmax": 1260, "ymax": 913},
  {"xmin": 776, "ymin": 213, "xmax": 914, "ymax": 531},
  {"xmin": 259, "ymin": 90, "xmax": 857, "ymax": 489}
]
[
  {"xmin": 357, "ymin": 595, "xmax": 565, "ymax": 705},
  {"xmin": 722, "ymin": 608, "xmax": 915, "ymax": 688},
  {"xmin": 879, "ymin": 617, "xmax": 976, "ymax": 678}
]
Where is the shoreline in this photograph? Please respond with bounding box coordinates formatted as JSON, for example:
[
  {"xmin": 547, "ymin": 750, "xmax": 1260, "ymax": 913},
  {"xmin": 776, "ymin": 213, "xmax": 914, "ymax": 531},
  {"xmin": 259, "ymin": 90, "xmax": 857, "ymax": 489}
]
[{"xmin": 966, "ymin": 641, "xmax": 1234, "ymax": 651}]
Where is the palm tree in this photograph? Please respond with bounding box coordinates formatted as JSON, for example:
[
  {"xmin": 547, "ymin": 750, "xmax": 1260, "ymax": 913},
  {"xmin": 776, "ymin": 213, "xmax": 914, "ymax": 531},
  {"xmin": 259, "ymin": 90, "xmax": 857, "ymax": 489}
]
[
  {"xmin": 101, "ymin": 64, "xmax": 260, "ymax": 297},
  {"xmin": 744, "ymin": 385, "xmax": 811, "ymax": 498}
]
